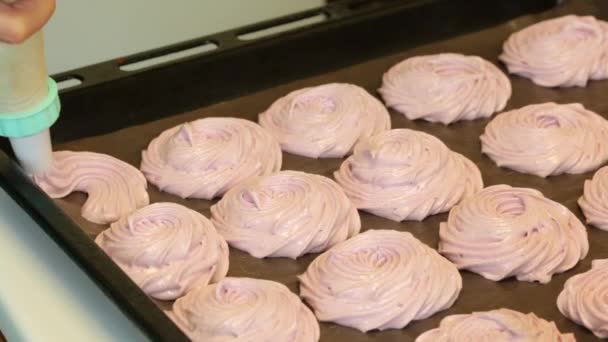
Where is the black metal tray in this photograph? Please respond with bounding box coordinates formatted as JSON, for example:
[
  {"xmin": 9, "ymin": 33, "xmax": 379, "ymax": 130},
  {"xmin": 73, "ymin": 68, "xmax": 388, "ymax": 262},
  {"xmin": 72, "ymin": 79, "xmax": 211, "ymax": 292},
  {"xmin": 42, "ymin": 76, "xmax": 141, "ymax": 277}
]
[{"xmin": 5, "ymin": 0, "xmax": 606, "ymax": 340}]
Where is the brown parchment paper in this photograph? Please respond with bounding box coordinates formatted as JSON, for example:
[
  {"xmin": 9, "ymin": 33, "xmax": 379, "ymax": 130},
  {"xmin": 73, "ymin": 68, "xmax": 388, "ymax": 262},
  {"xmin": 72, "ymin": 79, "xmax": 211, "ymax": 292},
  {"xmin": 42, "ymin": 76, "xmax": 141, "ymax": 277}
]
[{"xmin": 52, "ymin": 1, "xmax": 608, "ymax": 340}]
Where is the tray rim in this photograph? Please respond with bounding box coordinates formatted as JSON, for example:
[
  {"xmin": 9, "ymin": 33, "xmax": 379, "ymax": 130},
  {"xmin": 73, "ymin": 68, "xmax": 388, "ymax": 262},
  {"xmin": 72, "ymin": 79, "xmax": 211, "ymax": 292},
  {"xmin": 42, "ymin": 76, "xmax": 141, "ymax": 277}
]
[{"xmin": 50, "ymin": 0, "xmax": 444, "ymax": 92}]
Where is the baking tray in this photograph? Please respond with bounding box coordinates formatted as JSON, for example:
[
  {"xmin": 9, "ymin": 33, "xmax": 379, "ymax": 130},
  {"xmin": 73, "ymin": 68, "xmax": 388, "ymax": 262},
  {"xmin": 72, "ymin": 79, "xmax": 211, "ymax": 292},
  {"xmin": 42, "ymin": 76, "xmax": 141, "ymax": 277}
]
[{"xmin": 3, "ymin": 0, "xmax": 606, "ymax": 340}]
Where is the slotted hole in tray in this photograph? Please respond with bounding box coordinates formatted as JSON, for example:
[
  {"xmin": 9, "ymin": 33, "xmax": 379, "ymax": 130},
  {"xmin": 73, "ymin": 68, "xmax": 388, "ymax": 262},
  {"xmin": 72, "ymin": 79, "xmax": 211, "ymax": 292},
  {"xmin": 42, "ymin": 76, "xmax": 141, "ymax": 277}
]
[
  {"xmin": 348, "ymin": 0, "xmax": 403, "ymax": 11},
  {"xmin": 56, "ymin": 76, "xmax": 83, "ymax": 90},
  {"xmin": 238, "ymin": 13, "xmax": 328, "ymax": 41},
  {"xmin": 119, "ymin": 42, "xmax": 219, "ymax": 72}
]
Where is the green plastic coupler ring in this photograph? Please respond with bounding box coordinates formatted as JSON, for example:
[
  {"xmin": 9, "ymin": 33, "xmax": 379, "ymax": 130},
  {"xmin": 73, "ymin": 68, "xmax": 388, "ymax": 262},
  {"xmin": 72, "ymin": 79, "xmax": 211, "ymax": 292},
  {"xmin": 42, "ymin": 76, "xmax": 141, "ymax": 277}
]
[{"xmin": 0, "ymin": 77, "xmax": 60, "ymax": 138}]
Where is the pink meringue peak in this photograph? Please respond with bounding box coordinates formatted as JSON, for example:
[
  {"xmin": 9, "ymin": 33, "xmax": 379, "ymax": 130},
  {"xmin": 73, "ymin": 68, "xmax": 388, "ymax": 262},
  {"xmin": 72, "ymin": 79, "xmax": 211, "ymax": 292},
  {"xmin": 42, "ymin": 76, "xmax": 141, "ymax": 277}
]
[
  {"xmin": 334, "ymin": 128, "xmax": 483, "ymax": 221},
  {"xmin": 481, "ymin": 102, "xmax": 608, "ymax": 177},
  {"xmin": 579, "ymin": 166, "xmax": 608, "ymax": 231},
  {"xmin": 33, "ymin": 150, "xmax": 149, "ymax": 224},
  {"xmin": 141, "ymin": 117, "xmax": 282, "ymax": 199},
  {"xmin": 501, "ymin": 15, "xmax": 608, "ymax": 87},
  {"xmin": 558, "ymin": 259, "xmax": 608, "ymax": 339},
  {"xmin": 439, "ymin": 185, "xmax": 589, "ymax": 284},
  {"xmin": 259, "ymin": 83, "xmax": 391, "ymax": 158},
  {"xmin": 170, "ymin": 277, "xmax": 320, "ymax": 342},
  {"xmin": 379, "ymin": 53, "xmax": 511, "ymax": 124},
  {"xmin": 299, "ymin": 229, "xmax": 462, "ymax": 332},
  {"xmin": 417, "ymin": 308, "xmax": 575, "ymax": 342},
  {"xmin": 210, "ymin": 170, "xmax": 360, "ymax": 259},
  {"xmin": 95, "ymin": 202, "xmax": 229, "ymax": 300}
]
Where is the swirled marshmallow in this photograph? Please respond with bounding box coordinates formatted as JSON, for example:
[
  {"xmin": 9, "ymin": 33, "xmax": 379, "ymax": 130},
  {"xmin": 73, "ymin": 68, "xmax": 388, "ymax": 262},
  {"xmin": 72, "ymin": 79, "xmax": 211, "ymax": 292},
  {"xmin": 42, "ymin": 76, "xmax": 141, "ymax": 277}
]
[
  {"xmin": 141, "ymin": 117, "xmax": 282, "ymax": 199},
  {"xmin": 591, "ymin": 21, "xmax": 608, "ymax": 80},
  {"xmin": 334, "ymin": 129, "xmax": 483, "ymax": 221},
  {"xmin": 299, "ymin": 229, "xmax": 462, "ymax": 332},
  {"xmin": 417, "ymin": 308, "xmax": 575, "ymax": 342},
  {"xmin": 170, "ymin": 277, "xmax": 319, "ymax": 342},
  {"xmin": 558, "ymin": 259, "xmax": 608, "ymax": 338},
  {"xmin": 579, "ymin": 166, "xmax": 608, "ymax": 231},
  {"xmin": 259, "ymin": 83, "xmax": 391, "ymax": 158},
  {"xmin": 379, "ymin": 53, "xmax": 511, "ymax": 124},
  {"xmin": 95, "ymin": 203, "xmax": 229, "ymax": 300},
  {"xmin": 500, "ymin": 15, "xmax": 608, "ymax": 87},
  {"xmin": 210, "ymin": 170, "xmax": 360, "ymax": 259},
  {"xmin": 481, "ymin": 102, "xmax": 608, "ymax": 177},
  {"xmin": 439, "ymin": 185, "xmax": 589, "ymax": 283},
  {"xmin": 33, "ymin": 150, "xmax": 149, "ymax": 224}
]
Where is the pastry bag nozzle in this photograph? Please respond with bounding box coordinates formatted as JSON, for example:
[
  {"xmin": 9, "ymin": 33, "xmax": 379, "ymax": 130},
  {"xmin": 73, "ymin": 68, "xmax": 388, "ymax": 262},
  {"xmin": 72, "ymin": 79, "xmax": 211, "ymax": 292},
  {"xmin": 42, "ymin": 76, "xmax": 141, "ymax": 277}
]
[{"xmin": 0, "ymin": 28, "xmax": 60, "ymax": 176}]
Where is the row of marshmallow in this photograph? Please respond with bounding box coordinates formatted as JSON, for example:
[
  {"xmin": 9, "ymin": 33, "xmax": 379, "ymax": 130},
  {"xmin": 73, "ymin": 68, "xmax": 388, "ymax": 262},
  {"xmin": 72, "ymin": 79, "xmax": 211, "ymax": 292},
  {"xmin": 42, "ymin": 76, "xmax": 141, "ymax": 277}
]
[
  {"xmin": 34, "ymin": 147, "xmax": 608, "ymax": 339},
  {"xmin": 33, "ymin": 107, "xmax": 608, "ymax": 227},
  {"xmin": 97, "ymin": 198, "xmax": 598, "ymax": 340}
]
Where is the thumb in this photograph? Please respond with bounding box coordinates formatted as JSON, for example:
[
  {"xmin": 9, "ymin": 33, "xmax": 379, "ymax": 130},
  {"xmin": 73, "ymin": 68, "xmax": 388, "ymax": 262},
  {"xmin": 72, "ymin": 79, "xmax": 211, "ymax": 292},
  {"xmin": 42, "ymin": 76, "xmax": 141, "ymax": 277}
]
[{"xmin": 0, "ymin": 0, "xmax": 55, "ymax": 44}]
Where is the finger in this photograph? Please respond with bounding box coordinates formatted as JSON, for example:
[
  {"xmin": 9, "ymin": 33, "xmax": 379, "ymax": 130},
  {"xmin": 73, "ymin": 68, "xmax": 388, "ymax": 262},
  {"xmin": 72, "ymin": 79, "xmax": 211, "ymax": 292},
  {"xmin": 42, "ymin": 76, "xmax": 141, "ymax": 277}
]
[
  {"xmin": 0, "ymin": 8, "xmax": 28, "ymax": 44},
  {"xmin": 0, "ymin": 0, "xmax": 55, "ymax": 44}
]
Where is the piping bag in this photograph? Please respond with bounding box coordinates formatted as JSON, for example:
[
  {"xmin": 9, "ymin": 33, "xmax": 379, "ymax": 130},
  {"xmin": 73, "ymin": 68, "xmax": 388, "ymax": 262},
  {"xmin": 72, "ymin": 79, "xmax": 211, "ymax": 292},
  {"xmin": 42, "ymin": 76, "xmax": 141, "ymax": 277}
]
[{"xmin": 0, "ymin": 1, "xmax": 59, "ymax": 176}]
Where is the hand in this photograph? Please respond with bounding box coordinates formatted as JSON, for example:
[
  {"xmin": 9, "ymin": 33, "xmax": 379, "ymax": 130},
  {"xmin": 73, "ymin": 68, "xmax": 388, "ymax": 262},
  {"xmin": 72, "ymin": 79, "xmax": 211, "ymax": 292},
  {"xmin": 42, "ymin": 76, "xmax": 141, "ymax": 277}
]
[{"xmin": 0, "ymin": 0, "xmax": 55, "ymax": 44}]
